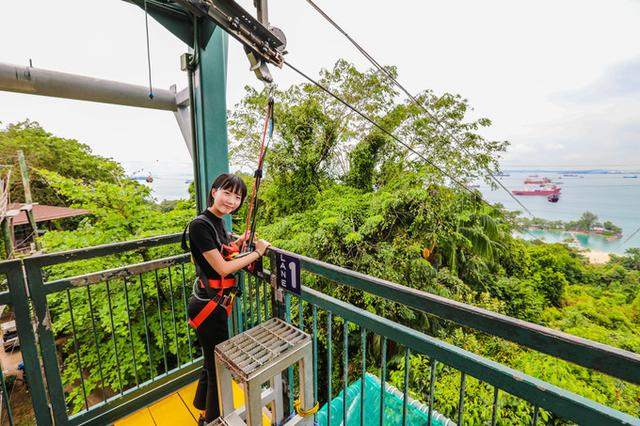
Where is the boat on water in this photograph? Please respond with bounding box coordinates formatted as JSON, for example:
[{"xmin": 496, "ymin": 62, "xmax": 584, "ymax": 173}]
[
  {"xmin": 547, "ymin": 193, "xmax": 560, "ymax": 202},
  {"xmin": 131, "ymin": 174, "xmax": 153, "ymax": 183},
  {"xmin": 623, "ymin": 175, "xmax": 638, "ymax": 179},
  {"xmin": 563, "ymin": 174, "xmax": 579, "ymax": 177},
  {"xmin": 524, "ymin": 177, "xmax": 551, "ymax": 184},
  {"xmin": 512, "ymin": 186, "xmax": 561, "ymax": 196}
]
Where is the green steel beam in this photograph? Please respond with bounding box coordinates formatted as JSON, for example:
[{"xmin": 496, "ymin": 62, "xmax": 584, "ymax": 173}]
[
  {"xmin": 192, "ymin": 21, "xmax": 230, "ymax": 212},
  {"xmin": 43, "ymin": 254, "xmax": 190, "ymax": 294},
  {"xmin": 126, "ymin": 1, "xmax": 231, "ymax": 213},
  {"xmin": 0, "ymin": 291, "xmax": 11, "ymax": 305},
  {"xmin": 27, "ymin": 233, "xmax": 181, "ymax": 267},
  {"xmin": 4, "ymin": 260, "xmax": 53, "ymax": 425},
  {"xmin": 22, "ymin": 260, "xmax": 69, "ymax": 424},
  {"xmin": 301, "ymin": 286, "xmax": 640, "ymax": 426},
  {"xmin": 125, "ymin": 0, "xmax": 193, "ymax": 45}
]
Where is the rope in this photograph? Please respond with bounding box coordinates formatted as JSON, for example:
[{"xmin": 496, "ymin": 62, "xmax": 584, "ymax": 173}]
[
  {"xmin": 143, "ymin": 0, "xmax": 154, "ymax": 99},
  {"xmin": 241, "ymin": 91, "xmax": 275, "ymax": 252},
  {"xmin": 294, "ymin": 398, "xmax": 319, "ymax": 417}
]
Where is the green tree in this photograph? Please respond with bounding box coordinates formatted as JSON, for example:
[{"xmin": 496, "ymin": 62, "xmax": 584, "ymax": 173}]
[
  {"xmin": 603, "ymin": 220, "xmax": 622, "ymax": 234},
  {"xmin": 228, "ymin": 60, "xmax": 508, "ymax": 218},
  {"xmin": 33, "ymin": 169, "xmax": 195, "ymax": 412},
  {"xmin": 576, "ymin": 211, "xmax": 598, "ymax": 231},
  {"xmin": 0, "ymin": 121, "xmax": 126, "ymax": 206}
]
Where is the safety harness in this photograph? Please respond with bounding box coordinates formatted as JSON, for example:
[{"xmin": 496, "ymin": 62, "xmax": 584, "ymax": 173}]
[
  {"xmin": 182, "ymin": 94, "xmax": 275, "ymax": 329},
  {"xmin": 182, "ymin": 213, "xmax": 241, "ymax": 329}
]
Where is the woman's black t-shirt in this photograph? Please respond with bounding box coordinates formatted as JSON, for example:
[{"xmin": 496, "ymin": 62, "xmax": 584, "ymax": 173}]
[{"xmin": 188, "ymin": 210, "xmax": 230, "ymax": 298}]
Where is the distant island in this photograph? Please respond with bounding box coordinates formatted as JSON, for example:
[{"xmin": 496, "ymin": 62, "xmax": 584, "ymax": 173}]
[
  {"xmin": 518, "ymin": 211, "xmax": 623, "ymax": 240},
  {"xmin": 503, "ymin": 169, "xmax": 640, "ymax": 175}
]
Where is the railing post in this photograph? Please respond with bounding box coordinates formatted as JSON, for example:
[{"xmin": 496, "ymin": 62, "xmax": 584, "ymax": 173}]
[
  {"xmin": 269, "ymin": 251, "xmax": 285, "ymax": 320},
  {"xmin": 5, "ymin": 260, "xmax": 52, "ymax": 425},
  {"xmin": 22, "ymin": 258, "xmax": 69, "ymax": 425}
]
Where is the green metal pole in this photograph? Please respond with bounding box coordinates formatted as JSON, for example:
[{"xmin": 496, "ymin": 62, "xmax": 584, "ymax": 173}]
[
  {"xmin": 5, "ymin": 260, "xmax": 52, "ymax": 425},
  {"xmin": 1, "ymin": 219, "xmax": 13, "ymax": 259},
  {"xmin": 192, "ymin": 21, "xmax": 230, "ymax": 215}
]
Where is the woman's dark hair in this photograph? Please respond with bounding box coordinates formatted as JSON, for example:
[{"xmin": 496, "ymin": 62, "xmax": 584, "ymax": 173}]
[{"xmin": 207, "ymin": 173, "xmax": 248, "ymax": 212}]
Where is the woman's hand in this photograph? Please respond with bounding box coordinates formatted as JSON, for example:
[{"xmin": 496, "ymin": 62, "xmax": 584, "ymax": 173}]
[
  {"xmin": 255, "ymin": 239, "xmax": 271, "ymax": 256},
  {"xmin": 235, "ymin": 231, "xmax": 258, "ymax": 247}
]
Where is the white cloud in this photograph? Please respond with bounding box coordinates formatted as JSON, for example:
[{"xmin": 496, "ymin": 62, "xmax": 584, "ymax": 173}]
[{"xmin": 1, "ymin": 0, "xmax": 639, "ymax": 170}]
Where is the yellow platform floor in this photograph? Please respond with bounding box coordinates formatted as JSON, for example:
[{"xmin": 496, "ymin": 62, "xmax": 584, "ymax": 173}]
[{"xmin": 115, "ymin": 380, "xmax": 270, "ymax": 425}]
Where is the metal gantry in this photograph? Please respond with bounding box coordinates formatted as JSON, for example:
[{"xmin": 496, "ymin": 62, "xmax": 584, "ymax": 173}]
[{"xmin": 0, "ymin": 0, "xmax": 287, "ymax": 211}]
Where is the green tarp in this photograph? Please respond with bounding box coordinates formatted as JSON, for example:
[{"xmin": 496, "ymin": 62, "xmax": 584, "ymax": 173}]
[{"xmin": 316, "ymin": 373, "xmax": 454, "ymax": 426}]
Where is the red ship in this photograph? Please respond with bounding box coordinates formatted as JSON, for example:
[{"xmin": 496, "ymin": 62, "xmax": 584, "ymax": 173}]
[
  {"xmin": 512, "ymin": 186, "xmax": 561, "ymax": 195},
  {"xmin": 524, "ymin": 177, "xmax": 552, "ymax": 184}
]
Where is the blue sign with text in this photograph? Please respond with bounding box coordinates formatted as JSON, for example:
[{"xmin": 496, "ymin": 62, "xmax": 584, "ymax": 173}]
[{"xmin": 277, "ymin": 253, "xmax": 301, "ymax": 295}]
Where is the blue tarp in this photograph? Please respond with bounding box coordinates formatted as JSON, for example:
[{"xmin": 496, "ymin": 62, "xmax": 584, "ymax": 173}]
[{"xmin": 316, "ymin": 373, "xmax": 454, "ymax": 426}]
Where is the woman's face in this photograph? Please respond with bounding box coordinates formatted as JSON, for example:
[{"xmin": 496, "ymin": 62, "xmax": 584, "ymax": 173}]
[{"xmin": 211, "ymin": 188, "xmax": 242, "ymax": 215}]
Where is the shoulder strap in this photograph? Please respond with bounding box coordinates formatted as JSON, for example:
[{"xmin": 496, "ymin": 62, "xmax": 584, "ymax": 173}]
[
  {"xmin": 181, "ymin": 221, "xmax": 190, "ymax": 252},
  {"xmin": 197, "ymin": 213, "xmax": 225, "ymax": 247},
  {"xmin": 182, "ymin": 213, "xmax": 225, "ymax": 252},
  {"xmin": 185, "ymin": 213, "xmax": 228, "ymax": 300}
]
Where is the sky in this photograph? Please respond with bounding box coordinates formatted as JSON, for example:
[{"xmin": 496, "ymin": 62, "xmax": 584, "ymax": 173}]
[{"xmin": 1, "ymin": 0, "xmax": 639, "ymax": 171}]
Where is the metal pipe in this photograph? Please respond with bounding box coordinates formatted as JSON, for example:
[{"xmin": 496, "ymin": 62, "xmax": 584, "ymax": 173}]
[{"xmin": 0, "ymin": 62, "xmax": 177, "ymax": 111}]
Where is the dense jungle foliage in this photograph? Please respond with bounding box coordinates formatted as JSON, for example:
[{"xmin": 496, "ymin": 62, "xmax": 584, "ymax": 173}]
[{"xmin": 1, "ymin": 60, "xmax": 638, "ymax": 424}]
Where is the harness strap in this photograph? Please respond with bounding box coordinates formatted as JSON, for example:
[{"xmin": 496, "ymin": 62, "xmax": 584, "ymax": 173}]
[
  {"xmin": 188, "ymin": 297, "xmax": 220, "ymax": 329},
  {"xmin": 222, "ymin": 241, "xmax": 240, "ymax": 260},
  {"xmin": 189, "ymin": 287, "xmax": 239, "ymax": 329},
  {"xmin": 199, "ymin": 277, "xmax": 237, "ymax": 289}
]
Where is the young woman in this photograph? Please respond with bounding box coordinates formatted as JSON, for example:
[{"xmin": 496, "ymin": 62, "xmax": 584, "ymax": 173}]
[{"xmin": 186, "ymin": 173, "xmax": 270, "ymax": 424}]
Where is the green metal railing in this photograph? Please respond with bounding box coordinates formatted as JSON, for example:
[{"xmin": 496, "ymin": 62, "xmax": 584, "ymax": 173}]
[
  {"xmin": 0, "ymin": 234, "xmax": 638, "ymax": 425},
  {"xmin": 21, "ymin": 234, "xmax": 205, "ymax": 426},
  {"xmin": 0, "ymin": 258, "xmax": 51, "ymax": 426},
  {"xmin": 263, "ymin": 247, "xmax": 640, "ymax": 426}
]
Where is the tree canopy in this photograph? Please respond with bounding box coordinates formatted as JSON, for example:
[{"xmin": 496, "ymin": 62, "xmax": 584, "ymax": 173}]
[{"xmin": 0, "ymin": 120, "xmax": 126, "ymax": 206}]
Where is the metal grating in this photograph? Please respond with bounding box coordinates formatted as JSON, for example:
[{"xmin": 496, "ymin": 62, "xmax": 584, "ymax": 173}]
[
  {"xmin": 206, "ymin": 416, "xmax": 230, "ymax": 426},
  {"xmin": 215, "ymin": 318, "xmax": 310, "ymax": 381}
]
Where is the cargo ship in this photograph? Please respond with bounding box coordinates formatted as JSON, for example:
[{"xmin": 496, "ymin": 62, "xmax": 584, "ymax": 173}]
[
  {"xmin": 524, "ymin": 177, "xmax": 552, "ymax": 184},
  {"xmin": 512, "ymin": 186, "xmax": 561, "ymax": 196}
]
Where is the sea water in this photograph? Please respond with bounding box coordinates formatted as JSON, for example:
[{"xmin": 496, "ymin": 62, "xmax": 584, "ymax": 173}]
[
  {"xmin": 123, "ymin": 160, "xmax": 194, "ymax": 201},
  {"xmin": 478, "ymin": 171, "xmax": 640, "ymax": 254},
  {"xmin": 125, "ymin": 161, "xmax": 640, "ymax": 254}
]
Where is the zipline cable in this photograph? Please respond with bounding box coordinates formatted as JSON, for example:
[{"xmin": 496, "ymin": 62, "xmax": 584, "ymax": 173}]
[
  {"xmin": 143, "ymin": 0, "xmax": 155, "ymax": 99},
  {"xmin": 284, "ymin": 60, "xmax": 539, "ymax": 239},
  {"xmin": 284, "ymin": 60, "xmax": 474, "ymax": 196},
  {"xmin": 303, "ymin": 0, "xmax": 535, "ymax": 218},
  {"xmin": 614, "ymin": 226, "xmax": 640, "ymax": 251}
]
